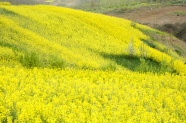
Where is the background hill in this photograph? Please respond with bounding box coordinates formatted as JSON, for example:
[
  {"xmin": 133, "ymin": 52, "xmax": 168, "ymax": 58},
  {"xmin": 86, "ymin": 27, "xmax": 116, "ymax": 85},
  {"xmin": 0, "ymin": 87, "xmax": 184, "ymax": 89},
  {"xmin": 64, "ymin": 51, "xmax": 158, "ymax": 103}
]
[
  {"xmin": 0, "ymin": 3, "xmax": 186, "ymax": 74},
  {"xmin": 1, "ymin": 0, "xmax": 185, "ymax": 7}
]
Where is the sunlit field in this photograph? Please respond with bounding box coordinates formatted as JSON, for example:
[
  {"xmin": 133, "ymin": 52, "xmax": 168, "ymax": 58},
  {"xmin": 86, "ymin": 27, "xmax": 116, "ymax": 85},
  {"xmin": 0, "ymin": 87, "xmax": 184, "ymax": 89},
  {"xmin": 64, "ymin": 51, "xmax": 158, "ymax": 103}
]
[{"xmin": 0, "ymin": 3, "xmax": 186, "ymax": 123}]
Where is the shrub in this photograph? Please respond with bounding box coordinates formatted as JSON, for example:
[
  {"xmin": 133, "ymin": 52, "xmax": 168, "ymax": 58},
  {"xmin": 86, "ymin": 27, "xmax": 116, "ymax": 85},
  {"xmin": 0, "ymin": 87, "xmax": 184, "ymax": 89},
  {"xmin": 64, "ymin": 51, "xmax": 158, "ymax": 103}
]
[
  {"xmin": 127, "ymin": 37, "xmax": 135, "ymax": 57},
  {"xmin": 19, "ymin": 51, "xmax": 42, "ymax": 68},
  {"xmin": 138, "ymin": 58, "xmax": 150, "ymax": 72},
  {"xmin": 131, "ymin": 22, "xmax": 137, "ymax": 28},
  {"xmin": 139, "ymin": 43, "xmax": 148, "ymax": 58}
]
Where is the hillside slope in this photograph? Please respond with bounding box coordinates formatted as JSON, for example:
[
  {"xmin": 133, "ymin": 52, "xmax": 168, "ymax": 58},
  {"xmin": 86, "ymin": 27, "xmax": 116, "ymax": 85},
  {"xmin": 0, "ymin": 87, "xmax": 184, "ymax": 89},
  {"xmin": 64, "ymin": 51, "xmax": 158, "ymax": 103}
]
[
  {"xmin": 0, "ymin": 4, "xmax": 186, "ymax": 123},
  {"xmin": 0, "ymin": 4, "xmax": 186, "ymax": 73}
]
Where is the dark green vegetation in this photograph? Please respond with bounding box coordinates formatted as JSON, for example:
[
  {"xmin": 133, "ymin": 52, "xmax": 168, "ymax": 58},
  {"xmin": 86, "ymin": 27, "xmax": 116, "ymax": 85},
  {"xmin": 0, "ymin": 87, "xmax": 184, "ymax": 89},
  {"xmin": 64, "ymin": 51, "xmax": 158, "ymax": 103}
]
[{"xmin": 157, "ymin": 23, "xmax": 186, "ymax": 42}]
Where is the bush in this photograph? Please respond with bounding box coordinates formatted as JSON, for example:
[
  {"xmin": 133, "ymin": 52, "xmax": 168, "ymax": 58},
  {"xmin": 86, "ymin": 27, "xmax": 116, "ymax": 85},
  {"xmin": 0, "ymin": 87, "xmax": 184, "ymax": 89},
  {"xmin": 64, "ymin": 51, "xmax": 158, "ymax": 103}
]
[
  {"xmin": 139, "ymin": 43, "xmax": 148, "ymax": 58},
  {"xmin": 19, "ymin": 51, "xmax": 42, "ymax": 68},
  {"xmin": 127, "ymin": 37, "xmax": 135, "ymax": 57},
  {"xmin": 131, "ymin": 22, "xmax": 137, "ymax": 28}
]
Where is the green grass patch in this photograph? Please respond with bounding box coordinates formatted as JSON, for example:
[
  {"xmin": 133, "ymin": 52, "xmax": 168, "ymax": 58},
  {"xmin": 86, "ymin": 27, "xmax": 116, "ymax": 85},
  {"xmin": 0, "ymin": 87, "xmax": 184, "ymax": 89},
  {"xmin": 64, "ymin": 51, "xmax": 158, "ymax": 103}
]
[{"xmin": 174, "ymin": 11, "xmax": 186, "ymax": 16}]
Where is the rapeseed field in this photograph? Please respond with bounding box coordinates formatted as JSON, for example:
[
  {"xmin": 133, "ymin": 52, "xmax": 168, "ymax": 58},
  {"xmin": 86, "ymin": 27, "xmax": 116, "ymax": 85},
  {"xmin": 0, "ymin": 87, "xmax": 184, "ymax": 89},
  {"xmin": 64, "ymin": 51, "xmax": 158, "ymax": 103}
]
[
  {"xmin": 0, "ymin": 67, "xmax": 186, "ymax": 122},
  {"xmin": 0, "ymin": 3, "xmax": 185, "ymax": 123}
]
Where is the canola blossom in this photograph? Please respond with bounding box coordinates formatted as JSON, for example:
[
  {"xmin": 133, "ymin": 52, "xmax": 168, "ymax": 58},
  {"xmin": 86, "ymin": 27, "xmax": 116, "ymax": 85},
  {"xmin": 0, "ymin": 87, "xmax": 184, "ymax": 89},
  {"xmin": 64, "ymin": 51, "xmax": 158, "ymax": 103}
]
[
  {"xmin": 0, "ymin": 4, "xmax": 186, "ymax": 123},
  {"xmin": 0, "ymin": 5, "xmax": 186, "ymax": 73},
  {"xmin": 0, "ymin": 66, "xmax": 186, "ymax": 123}
]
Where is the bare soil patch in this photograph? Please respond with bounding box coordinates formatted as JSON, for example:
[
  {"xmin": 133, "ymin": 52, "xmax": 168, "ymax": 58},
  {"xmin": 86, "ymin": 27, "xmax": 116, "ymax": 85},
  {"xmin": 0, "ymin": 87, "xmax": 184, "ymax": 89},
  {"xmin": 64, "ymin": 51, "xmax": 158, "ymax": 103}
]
[{"xmin": 106, "ymin": 5, "xmax": 186, "ymax": 25}]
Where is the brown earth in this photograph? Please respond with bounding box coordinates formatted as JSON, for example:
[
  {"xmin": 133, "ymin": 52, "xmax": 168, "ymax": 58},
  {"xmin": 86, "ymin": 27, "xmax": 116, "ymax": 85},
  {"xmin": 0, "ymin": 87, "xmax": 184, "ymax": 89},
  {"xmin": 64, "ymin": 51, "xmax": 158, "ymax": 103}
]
[{"xmin": 106, "ymin": 5, "xmax": 186, "ymax": 26}]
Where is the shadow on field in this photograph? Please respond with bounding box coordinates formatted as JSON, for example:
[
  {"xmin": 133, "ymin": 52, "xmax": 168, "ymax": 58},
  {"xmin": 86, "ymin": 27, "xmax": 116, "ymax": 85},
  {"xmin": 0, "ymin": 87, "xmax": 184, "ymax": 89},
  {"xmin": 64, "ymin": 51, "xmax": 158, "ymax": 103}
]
[
  {"xmin": 0, "ymin": 7, "xmax": 19, "ymax": 16},
  {"xmin": 100, "ymin": 52, "xmax": 175, "ymax": 73}
]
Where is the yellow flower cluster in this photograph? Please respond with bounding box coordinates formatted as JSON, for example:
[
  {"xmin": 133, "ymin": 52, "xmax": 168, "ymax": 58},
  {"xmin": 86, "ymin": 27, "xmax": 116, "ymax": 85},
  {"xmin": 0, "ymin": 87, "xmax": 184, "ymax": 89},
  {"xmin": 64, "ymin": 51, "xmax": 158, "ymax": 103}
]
[
  {"xmin": 0, "ymin": 4, "xmax": 185, "ymax": 73},
  {"xmin": 0, "ymin": 66, "xmax": 185, "ymax": 123},
  {"xmin": 0, "ymin": 4, "xmax": 186, "ymax": 122}
]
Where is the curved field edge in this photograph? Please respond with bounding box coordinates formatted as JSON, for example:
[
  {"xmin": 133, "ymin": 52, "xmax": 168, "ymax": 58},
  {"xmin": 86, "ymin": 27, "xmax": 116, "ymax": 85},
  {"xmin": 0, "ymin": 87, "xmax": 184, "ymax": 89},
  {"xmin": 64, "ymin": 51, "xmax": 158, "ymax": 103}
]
[
  {"xmin": 0, "ymin": 4, "xmax": 186, "ymax": 74},
  {"xmin": 0, "ymin": 66, "xmax": 185, "ymax": 122}
]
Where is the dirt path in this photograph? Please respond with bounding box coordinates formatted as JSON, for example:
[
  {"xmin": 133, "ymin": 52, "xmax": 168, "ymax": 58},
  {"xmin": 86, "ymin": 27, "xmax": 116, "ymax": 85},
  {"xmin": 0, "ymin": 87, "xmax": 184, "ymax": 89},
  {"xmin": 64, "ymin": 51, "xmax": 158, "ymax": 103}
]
[{"xmin": 106, "ymin": 5, "xmax": 186, "ymax": 26}]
